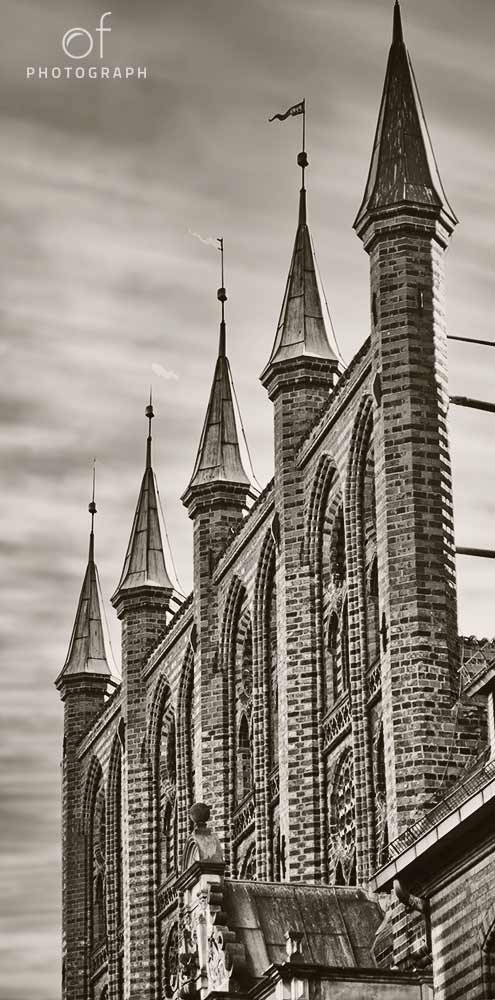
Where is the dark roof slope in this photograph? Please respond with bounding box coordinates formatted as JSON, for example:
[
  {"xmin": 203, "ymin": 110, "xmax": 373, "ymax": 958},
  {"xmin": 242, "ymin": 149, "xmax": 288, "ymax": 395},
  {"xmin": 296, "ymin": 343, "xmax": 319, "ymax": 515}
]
[{"xmin": 223, "ymin": 880, "xmax": 383, "ymax": 978}]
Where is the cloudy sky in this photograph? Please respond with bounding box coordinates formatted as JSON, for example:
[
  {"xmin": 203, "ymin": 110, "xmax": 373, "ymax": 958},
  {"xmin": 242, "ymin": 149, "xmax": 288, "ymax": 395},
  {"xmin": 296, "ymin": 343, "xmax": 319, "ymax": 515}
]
[{"xmin": 0, "ymin": 0, "xmax": 493, "ymax": 996}]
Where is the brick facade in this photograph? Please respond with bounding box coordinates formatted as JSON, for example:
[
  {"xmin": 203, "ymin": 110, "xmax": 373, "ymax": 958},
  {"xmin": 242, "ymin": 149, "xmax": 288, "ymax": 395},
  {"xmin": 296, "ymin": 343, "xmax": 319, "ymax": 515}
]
[{"xmin": 55, "ymin": 6, "xmax": 490, "ymax": 999}]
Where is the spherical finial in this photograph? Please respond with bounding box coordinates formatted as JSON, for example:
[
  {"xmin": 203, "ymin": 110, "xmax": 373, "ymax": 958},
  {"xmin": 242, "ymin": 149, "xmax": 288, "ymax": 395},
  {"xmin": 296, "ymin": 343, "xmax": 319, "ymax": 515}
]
[
  {"xmin": 88, "ymin": 500, "xmax": 97, "ymax": 516},
  {"xmin": 217, "ymin": 286, "xmax": 227, "ymax": 303},
  {"xmin": 189, "ymin": 802, "xmax": 211, "ymax": 829},
  {"xmin": 145, "ymin": 403, "xmax": 154, "ymax": 421},
  {"xmin": 297, "ymin": 151, "xmax": 308, "ymax": 169}
]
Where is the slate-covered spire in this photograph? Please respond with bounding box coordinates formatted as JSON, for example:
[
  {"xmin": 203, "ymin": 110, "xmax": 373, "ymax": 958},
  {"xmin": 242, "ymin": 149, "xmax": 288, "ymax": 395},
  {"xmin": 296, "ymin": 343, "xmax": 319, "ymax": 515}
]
[
  {"xmin": 183, "ymin": 241, "xmax": 250, "ymax": 497},
  {"xmin": 112, "ymin": 400, "xmax": 173, "ymax": 600},
  {"xmin": 56, "ymin": 476, "xmax": 111, "ymax": 683},
  {"xmin": 354, "ymin": 0, "xmax": 457, "ymax": 236},
  {"xmin": 261, "ymin": 151, "xmax": 338, "ymax": 380}
]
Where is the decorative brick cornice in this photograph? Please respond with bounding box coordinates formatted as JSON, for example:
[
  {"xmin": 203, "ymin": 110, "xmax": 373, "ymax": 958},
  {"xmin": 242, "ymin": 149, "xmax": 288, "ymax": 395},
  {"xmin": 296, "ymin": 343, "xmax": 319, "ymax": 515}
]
[
  {"xmin": 77, "ymin": 687, "xmax": 123, "ymax": 760},
  {"xmin": 144, "ymin": 593, "xmax": 195, "ymax": 680},
  {"xmin": 213, "ymin": 479, "xmax": 275, "ymax": 583},
  {"xmin": 111, "ymin": 583, "xmax": 174, "ymax": 620},
  {"xmin": 261, "ymin": 354, "xmax": 338, "ymax": 403},
  {"xmin": 182, "ymin": 479, "xmax": 250, "ymax": 519},
  {"xmin": 298, "ymin": 338, "xmax": 372, "ymax": 468},
  {"xmin": 355, "ymin": 203, "xmax": 456, "ymax": 252}
]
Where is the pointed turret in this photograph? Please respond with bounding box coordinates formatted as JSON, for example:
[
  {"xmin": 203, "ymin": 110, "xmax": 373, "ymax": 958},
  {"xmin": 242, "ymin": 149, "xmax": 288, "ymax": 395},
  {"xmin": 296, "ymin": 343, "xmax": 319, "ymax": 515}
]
[
  {"xmin": 260, "ymin": 150, "xmax": 340, "ymax": 881},
  {"xmin": 56, "ymin": 480, "xmax": 112, "ymax": 687},
  {"xmin": 261, "ymin": 152, "xmax": 338, "ymax": 382},
  {"xmin": 353, "ymin": 2, "xmax": 465, "ymax": 915},
  {"xmin": 182, "ymin": 240, "xmax": 250, "ymax": 507},
  {"xmin": 182, "ymin": 245, "xmax": 252, "ymax": 846},
  {"xmin": 55, "ymin": 475, "xmax": 115, "ymax": 1000},
  {"xmin": 354, "ymin": 0, "xmax": 457, "ymax": 238},
  {"xmin": 112, "ymin": 400, "xmax": 174, "ymax": 604}
]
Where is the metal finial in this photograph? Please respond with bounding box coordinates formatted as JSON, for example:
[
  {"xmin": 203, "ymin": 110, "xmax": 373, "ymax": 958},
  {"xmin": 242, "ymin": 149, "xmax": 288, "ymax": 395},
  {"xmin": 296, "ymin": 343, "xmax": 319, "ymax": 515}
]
[
  {"xmin": 145, "ymin": 390, "xmax": 154, "ymax": 469},
  {"xmin": 297, "ymin": 151, "xmax": 309, "ymax": 223},
  {"xmin": 88, "ymin": 460, "xmax": 97, "ymax": 518},
  {"xmin": 88, "ymin": 460, "xmax": 97, "ymax": 560},
  {"xmin": 217, "ymin": 238, "xmax": 227, "ymax": 356}
]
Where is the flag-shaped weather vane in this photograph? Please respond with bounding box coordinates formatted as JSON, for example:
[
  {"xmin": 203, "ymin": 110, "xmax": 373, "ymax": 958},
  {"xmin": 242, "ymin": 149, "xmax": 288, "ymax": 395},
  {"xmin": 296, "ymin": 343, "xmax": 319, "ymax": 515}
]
[{"xmin": 268, "ymin": 99, "xmax": 307, "ymax": 185}]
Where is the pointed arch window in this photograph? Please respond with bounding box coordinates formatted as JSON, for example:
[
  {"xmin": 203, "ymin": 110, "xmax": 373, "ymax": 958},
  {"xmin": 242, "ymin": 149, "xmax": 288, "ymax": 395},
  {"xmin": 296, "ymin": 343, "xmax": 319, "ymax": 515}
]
[
  {"xmin": 240, "ymin": 843, "xmax": 257, "ymax": 880},
  {"xmin": 340, "ymin": 599, "xmax": 350, "ymax": 695},
  {"xmin": 91, "ymin": 783, "xmax": 107, "ymax": 948},
  {"xmin": 233, "ymin": 609, "xmax": 254, "ymax": 807},
  {"xmin": 329, "ymin": 749, "xmax": 356, "ymax": 886},
  {"xmin": 321, "ymin": 495, "xmax": 350, "ymax": 711},
  {"xmin": 267, "ymin": 570, "xmax": 279, "ymax": 770},
  {"xmin": 368, "ymin": 557, "xmax": 380, "ymax": 667},
  {"xmin": 374, "ymin": 726, "xmax": 388, "ymax": 865},
  {"xmin": 236, "ymin": 713, "xmax": 253, "ymax": 803},
  {"xmin": 157, "ymin": 698, "xmax": 177, "ymax": 884}
]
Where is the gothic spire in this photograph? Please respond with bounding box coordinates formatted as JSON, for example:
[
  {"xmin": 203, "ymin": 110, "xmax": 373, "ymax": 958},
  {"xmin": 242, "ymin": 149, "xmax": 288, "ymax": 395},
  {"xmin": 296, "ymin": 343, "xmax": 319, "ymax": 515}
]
[
  {"xmin": 261, "ymin": 151, "xmax": 338, "ymax": 380},
  {"xmin": 354, "ymin": 1, "xmax": 457, "ymax": 236},
  {"xmin": 183, "ymin": 242, "xmax": 250, "ymax": 497},
  {"xmin": 56, "ymin": 472, "xmax": 111, "ymax": 682},
  {"xmin": 112, "ymin": 400, "xmax": 173, "ymax": 600}
]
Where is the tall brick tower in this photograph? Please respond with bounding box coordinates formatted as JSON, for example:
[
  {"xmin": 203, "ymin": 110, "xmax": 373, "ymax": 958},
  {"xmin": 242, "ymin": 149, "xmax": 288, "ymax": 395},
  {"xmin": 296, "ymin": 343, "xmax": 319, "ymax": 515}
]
[
  {"xmin": 111, "ymin": 403, "xmax": 176, "ymax": 1000},
  {"xmin": 261, "ymin": 156, "xmax": 340, "ymax": 881},
  {"xmin": 354, "ymin": 0, "xmax": 460, "ymax": 846},
  {"xmin": 55, "ymin": 493, "xmax": 115, "ymax": 1000},
  {"xmin": 182, "ymin": 262, "xmax": 251, "ymax": 850}
]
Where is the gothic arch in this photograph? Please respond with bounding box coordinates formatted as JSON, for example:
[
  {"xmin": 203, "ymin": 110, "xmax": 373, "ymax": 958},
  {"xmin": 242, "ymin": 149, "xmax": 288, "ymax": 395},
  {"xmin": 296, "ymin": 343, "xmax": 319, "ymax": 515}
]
[
  {"xmin": 253, "ymin": 530, "xmax": 278, "ymax": 880},
  {"xmin": 327, "ymin": 746, "xmax": 357, "ymax": 887},
  {"xmin": 107, "ymin": 734, "xmax": 124, "ymax": 995},
  {"xmin": 221, "ymin": 575, "xmax": 256, "ymax": 876},
  {"xmin": 307, "ymin": 455, "xmax": 347, "ymax": 715},
  {"xmin": 149, "ymin": 677, "xmax": 177, "ymax": 885},
  {"xmin": 82, "ymin": 758, "xmax": 108, "ymax": 963},
  {"xmin": 177, "ymin": 636, "xmax": 196, "ymax": 861},
  {"xmin": 148, "ymin": 670, "xmax": 174, "ymax": 763},
  {"xmin": 306, "ymin": 453, "xmax": 340, "ymax": 570},
  {"xmin": 82, "ymin": 756, "xmax": 105, "ymax": 837},
  {"xmin": 344, "ymin": 394, "xmax": 377, "ymax": 880},
  {"xmin": 307, "ymin": 454, "xmax": 351, "ymax": 881}
]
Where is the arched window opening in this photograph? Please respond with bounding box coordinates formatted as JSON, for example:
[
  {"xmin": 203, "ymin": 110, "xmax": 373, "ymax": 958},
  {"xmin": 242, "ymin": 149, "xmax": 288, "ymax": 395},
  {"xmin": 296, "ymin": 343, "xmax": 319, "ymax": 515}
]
[
  {"xmin": 111, "ymin": 749, "xmax": 124, "ymax": 930},
  {"xmin": 91, "ymin": 783, "xmax": 107, "ymax": 949},
  {"xmin": 157, "ymin": 697, "xmax": 177, "ymax": 884},
  {"xmin": 325, "ymin": 612, "xmax": 339, "ymax": 710},
  {"xmin": 374, "ymin": 727, "xmax": 388, "ymax": 865},
  {"xmin": 329, "ymin": 749, "xmax": 356, "ymax": 886},
  {"xmin": 267, "ymin": 570, "xmax": 279, "ymax": 769},
  {"xmin": 330, "ymin": 507, "xmax": 347, "ymax": 587},
  {"xmin": 241, "ymin": 624, "xmax": 253, "ymax": 692},
  {"xmin": 340, "ymin": 600, "xmax": 350, "ymax": 694},
  {"xmin": 368, "ymin": 558, "xmax": 380, "ymax": 667},
  {"xmin": 236, "ymin": 714, "xmax": 253, "ymax": 803},
  {"xmin": 161, "ymin": 921, "xmax": 179, "ymax": 999},
  {"xmin": 94, "ymin": 873, "xmax": 106, "ymax": 944},
  {"xmin": 321, "ymin": 490, "xmax": 350, "ymax": 712},
  {"xmin": 240, "ymin": 843, "xmax": 257, "ymax": 880}
]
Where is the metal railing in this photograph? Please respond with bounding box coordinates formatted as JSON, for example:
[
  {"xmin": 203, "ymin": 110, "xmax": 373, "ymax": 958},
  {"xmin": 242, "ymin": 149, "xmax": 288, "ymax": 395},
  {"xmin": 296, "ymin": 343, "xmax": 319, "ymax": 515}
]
[{"xmin": 386, "ymin": 752, "xmax": 495, "ymax": 862}]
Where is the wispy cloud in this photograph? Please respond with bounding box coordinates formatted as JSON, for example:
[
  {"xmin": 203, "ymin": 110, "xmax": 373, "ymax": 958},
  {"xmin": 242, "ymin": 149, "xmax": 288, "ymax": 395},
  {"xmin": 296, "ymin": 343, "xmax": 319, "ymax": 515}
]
[
  {"xmin": 188, "ymin": 228, "xmax": 218, "ymax": 249},
  {"xmin": 152, "ymin": 362, "xmax": 179, "ymax": 380}
]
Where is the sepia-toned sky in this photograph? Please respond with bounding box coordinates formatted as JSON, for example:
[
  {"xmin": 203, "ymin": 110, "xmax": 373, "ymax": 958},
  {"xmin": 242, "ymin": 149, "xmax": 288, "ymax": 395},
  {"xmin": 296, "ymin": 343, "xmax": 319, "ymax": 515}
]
[{"xmin": 0, "ymin": 1, "xmax": 493, "ymax": 996}]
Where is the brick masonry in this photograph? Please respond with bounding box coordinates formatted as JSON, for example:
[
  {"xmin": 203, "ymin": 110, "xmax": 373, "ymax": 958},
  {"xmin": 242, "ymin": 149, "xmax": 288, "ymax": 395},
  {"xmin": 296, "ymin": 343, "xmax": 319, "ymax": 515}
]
[{"xmin": 56, "ymin": 23, "xmax": 490, "ymax": 1000}]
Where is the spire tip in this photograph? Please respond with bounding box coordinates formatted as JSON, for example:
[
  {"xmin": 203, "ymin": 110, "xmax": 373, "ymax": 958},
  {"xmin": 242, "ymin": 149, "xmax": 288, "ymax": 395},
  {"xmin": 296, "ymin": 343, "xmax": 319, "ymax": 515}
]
[
  {"xmin": 217, "ymin": 237, "xmax": 227, "ymax": 356},
  {"xmin": 393, "ymin": 0, "xmax": 404, "ymax": 44}
]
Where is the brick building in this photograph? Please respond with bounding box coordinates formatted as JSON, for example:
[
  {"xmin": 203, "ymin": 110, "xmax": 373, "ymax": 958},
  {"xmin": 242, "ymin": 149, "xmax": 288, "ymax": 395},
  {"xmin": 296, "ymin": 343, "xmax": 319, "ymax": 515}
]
[{"xmin": 55, "ymin": 5, "xmax": 494, "ymax": 999}]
